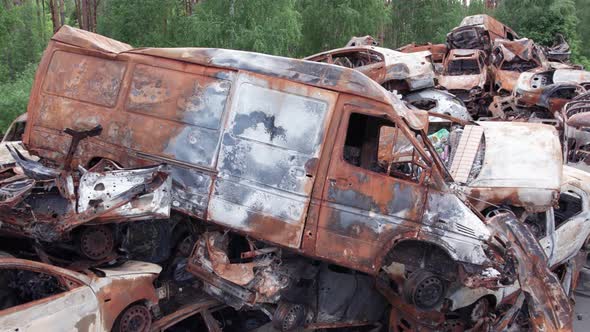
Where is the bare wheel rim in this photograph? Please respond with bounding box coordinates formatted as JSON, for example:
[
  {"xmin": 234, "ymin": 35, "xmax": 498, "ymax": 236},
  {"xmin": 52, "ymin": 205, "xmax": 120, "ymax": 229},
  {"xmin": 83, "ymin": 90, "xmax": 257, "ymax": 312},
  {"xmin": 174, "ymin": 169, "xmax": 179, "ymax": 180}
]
[
  {"xmin": 119, "ymin": 305, "xmax": 151, "ymax": 332},
  {"xmin": 414, "ymin": 275, "xmax": 444, "ymax": 309},
  {"xmin": 79, "ymin": 226, "xmax": 114, "ymax": 260}
]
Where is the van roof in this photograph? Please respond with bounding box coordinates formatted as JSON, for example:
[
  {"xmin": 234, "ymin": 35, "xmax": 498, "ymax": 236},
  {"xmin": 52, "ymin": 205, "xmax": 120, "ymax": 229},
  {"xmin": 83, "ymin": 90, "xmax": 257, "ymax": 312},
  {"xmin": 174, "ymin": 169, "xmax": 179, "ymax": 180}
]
[{"xmin": 52, "ymin": 25, "xmax": 425, "ymax": 130}]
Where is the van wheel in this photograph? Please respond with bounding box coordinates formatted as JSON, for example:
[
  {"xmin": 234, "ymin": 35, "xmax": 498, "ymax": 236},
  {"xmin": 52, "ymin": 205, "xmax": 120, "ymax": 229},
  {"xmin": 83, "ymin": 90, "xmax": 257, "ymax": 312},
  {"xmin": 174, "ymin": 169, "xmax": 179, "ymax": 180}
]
[
  {"xmin": 113, "ymin": 304, "xmax": 151, "ymax": 332},
  {"xmin": 78, "ymin": 225, "xmax": 115, "ymax": 261},
  {"xmin": 403, "ymin": 269, "xmax": 446, "ymax": 310}
]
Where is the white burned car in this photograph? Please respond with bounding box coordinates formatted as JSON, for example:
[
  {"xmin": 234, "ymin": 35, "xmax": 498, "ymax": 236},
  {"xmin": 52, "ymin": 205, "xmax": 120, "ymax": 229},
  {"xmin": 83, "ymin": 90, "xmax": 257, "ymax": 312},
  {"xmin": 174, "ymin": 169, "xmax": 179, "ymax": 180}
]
[
  {"xmin": 0, "ymin": 258, "xmax": 161, "ymax": 332},
  {"xmin": 0, "ymin": 113, "xmax": 29, "ymax": 165}
]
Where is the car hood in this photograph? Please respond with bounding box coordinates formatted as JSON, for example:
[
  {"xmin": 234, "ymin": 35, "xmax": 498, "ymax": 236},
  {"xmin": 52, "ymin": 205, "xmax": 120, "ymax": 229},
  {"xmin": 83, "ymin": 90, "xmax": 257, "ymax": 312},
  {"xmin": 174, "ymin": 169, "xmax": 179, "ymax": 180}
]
[
  {"xmin": 438, "ymin": 73, "xmax": 485, "ymax": 91},
  {"xmin": 96, "ymin": 260, "xmax": 162, "ymax": 277},
  {"xmin": 458, "ymin": 122, "xmax": 562, "ymax": 210},
  {"xmin": 470, "ymin": 121, "xmax": 562, "ymax": 188}
]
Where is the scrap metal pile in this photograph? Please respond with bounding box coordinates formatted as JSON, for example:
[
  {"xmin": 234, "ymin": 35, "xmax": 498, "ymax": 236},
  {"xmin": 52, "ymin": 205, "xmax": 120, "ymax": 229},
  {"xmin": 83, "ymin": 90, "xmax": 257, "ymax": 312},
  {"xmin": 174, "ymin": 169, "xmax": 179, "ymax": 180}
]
[{"xmin": 1, "ymin": 15, "xmax": 590, "ymax": 332}]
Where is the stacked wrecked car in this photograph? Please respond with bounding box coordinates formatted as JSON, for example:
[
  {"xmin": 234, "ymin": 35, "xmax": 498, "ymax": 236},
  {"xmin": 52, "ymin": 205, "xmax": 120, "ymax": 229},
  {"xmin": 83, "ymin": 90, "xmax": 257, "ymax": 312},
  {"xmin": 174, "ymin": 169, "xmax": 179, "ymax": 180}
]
[{"xmin": 0, "ymin": 20, "xmax": 588, "ymax": 332}]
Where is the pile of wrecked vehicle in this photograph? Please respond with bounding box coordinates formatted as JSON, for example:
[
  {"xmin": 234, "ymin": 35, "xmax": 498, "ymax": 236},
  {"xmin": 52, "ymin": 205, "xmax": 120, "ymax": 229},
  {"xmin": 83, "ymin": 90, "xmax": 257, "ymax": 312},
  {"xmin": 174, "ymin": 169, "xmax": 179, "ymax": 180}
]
[{"xmin": 1, "ymin": 16, "xmax": 590, "ymax": 332}]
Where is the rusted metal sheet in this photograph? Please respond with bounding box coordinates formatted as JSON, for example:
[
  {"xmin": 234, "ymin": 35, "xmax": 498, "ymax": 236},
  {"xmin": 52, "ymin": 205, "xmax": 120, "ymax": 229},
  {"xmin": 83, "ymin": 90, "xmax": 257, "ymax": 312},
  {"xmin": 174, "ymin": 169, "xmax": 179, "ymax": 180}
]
[
  {"xmin": 397, "ymin": 42, "xmax": 447, "ymax": 63},
  {"xmin": 491, "ymin": 38, "xmax": 546, "ymax": 95},
  {"xmin": 208, "ymin": 73, "xmax": 337, "ymax": 249},
  {"xmin": 488, "ymin": 215, "xmax": 573, "ymax": 332}
]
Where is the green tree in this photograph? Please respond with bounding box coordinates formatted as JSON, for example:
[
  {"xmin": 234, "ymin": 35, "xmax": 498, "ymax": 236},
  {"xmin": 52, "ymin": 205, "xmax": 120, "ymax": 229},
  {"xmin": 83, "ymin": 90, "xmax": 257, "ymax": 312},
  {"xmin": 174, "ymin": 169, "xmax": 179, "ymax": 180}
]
[
  {"xmin": 297, "ymin": 0, "xmax": 388, "ymax": 56},
  {"xmin": 97, "ymin": 0, "xmax": 174, "ymax": 46},
  {"xmin": 496, "ymin": 0, "xmax": 588, "ymax": 66},
  {"xmin": 384, "ymin": 0, "xmax": 492, "ymax": 49},
  {"xmin": 0, "ymin": 63, "xmax": 36, "ymax": 132},
  {"xmin": 171, "ymin": 0, "xmax": 302, "ymax": 56}
]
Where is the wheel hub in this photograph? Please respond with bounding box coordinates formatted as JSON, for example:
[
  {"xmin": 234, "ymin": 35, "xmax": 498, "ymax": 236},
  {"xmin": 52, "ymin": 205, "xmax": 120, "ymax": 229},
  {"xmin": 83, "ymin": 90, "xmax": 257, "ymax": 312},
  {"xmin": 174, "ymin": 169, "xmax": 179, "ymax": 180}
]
[
  {"xmin": 120, "ymin": 305, "xmax": 151, "ymax": 332},
  {"xmin": 403, "ymin": 270, "xmax": 447, "ymax": 310},
  {"xmin": 79, "ymin": 226, "xmax": 115, "ymax": 260}
]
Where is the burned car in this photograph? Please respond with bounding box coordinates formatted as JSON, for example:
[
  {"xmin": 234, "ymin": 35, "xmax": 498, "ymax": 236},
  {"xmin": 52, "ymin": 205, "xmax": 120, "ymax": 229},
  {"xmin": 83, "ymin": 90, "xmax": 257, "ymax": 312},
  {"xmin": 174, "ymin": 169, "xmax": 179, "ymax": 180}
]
[
  {"xmin": 438, "ymin": 49, "xmax": 491, "ymax": 117},
  {"xmin": 403, "ymin": 88, "xmax": 472, "ymax": 122},
  {"xmin": 304, "ymin": 45, "xmax": 435, "ymax": 93},
  {"xmin": 442, "ymin": 165, "xmax": 590, "ymax": 324},
  {"xmin": 564, "ymin": 91, "xmax": 590, "ymax": 171},
  {"xmin": 545, "ymin": 33, "xmax": 572, "ymax": 63},
  {"xmin": 0, "ymin": 257, "xmax": 161, "ymax": 331},
  {"xmin": 491, "ymin": 38, "xmax": 547, "ymax": 96},
  {"xmin": 513, "ymin": 68, "xmax": 590, "ymax": 114},
  {"xmin": 18, "ymin": 26, "xmax": 573, "ymax": 330},
  {"xmin": 447, "ymin": 14, "xmax": 518, "ymax": 52},
  {"xmin": 0, "ymin": 147, "xmax": 172, "ymax": 261}
]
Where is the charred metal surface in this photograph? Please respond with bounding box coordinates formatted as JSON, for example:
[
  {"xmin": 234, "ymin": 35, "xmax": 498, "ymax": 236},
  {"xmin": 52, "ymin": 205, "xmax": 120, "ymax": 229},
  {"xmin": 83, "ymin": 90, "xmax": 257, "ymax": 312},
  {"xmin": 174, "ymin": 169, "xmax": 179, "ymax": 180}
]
[
  {"xmin": 491, "ymin": 38, "xmax": 546, "ymax": 95},
  {"xmin": 304, "ymin": 43, "xmax": 436, "ymax": 93},
  {"xmin": 488, "ymin": 214, "xmax": 573, "ymax": 331},
  {"xmin": 0, "ymin": 160, "xmax": 171, "ymax": 243},
  {"xmin": 0, "ymin": 258, "xmax": 160, "ymax": 331},
  {"xmin": 447, "ymin": 14, "xmax": 518, "ymax": 52}
]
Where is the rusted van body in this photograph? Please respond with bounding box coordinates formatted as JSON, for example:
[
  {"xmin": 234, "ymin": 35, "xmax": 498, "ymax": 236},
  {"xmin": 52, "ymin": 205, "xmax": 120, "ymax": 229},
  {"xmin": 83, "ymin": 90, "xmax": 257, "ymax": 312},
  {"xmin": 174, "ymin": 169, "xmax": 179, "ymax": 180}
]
[{"xmin": 20, "ymin": 27, "xmax": 570, "ymax": 328}]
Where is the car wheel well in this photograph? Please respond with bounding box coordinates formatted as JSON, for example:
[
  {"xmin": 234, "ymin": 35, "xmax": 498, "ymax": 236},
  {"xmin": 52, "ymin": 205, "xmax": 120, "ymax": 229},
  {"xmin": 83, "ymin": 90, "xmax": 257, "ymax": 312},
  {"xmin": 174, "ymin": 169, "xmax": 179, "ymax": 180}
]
[{"xmin": 382, "ymin": 240, "xmax": 457, "ymax": 277}]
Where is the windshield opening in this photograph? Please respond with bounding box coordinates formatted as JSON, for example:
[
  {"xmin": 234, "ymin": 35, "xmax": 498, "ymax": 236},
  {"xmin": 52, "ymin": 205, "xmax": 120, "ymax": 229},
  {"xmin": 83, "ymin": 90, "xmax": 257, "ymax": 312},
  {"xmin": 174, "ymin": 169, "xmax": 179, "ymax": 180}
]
[{"xmin": 446, "ymin": 59, "xmax": 480, "ymax": 75}]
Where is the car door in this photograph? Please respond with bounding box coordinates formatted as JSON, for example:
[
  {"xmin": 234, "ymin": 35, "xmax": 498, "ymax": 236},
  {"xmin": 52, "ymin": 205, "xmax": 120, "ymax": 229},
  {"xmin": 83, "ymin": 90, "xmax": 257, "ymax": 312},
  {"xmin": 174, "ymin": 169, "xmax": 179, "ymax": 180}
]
[
  {"xmin": 550, "ymin": 188, "xmax": 589, "ymax": 266},
  {"xmin": 315, "ymin": 99, "xmax": 429, "ymax": 272},
  {"xmin": 0, "ymin": 265, "xmax": 99, "ymax": 332},
  {"xmin": 209, "ymin": 73, "xmax": 338, "ymax": 249}
]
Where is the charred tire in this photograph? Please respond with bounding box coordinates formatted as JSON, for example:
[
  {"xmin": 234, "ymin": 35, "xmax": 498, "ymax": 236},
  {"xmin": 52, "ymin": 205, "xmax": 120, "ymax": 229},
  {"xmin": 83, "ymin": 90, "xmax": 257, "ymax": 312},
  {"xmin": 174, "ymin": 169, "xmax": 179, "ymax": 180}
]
[
  {"xmin": 78, "ymin": 225, "xmax": 115, "ymax": 261},
  {"xmin": 113, "ymin": 304, "xmax": 152, "ymax": 332},
  {"xmin": 403, "ymin": 269, "xmax": 447, "ymax": 310},
  {"xmin": 272, "ymin": 302, "xmax": 306, "ymax": 332}
]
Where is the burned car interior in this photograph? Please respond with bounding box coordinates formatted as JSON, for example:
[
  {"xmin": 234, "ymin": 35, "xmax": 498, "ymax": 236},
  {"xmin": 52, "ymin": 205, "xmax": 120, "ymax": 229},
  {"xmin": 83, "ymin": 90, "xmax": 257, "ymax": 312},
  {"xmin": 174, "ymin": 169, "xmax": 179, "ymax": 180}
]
[{"xmin": 1, "ymin": 14, "xmax": 590, "ymax": 332}]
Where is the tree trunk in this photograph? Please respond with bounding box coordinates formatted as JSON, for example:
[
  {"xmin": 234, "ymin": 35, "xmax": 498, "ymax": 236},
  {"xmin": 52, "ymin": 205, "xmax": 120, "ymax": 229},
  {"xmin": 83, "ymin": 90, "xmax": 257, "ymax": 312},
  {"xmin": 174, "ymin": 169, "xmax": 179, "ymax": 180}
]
[
  {"xmin": 59, "ymin": 0, "xmax": 65, "ymax": 28},
  {"xmin": 74, "ymin": 0, "xmax": 83, "ymax": 29},
  {"xmin": 36, "ymin": 0, "xmax": 45, "ymax": 40},
  {"xmin": 92, "ymin": 0, "xmax": 99, "ymax": 32},
  {"xmin": 49, "ymin": 0, "xmax": 60, "ymax": 33}
]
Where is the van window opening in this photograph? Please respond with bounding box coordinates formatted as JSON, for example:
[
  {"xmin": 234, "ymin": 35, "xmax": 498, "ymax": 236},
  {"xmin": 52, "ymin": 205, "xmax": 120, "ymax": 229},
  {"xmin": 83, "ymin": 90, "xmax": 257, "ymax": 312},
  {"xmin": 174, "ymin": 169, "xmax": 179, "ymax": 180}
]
[{"xmin": 343, "ymin": 112, "xmax": 427, "ymax": 182}]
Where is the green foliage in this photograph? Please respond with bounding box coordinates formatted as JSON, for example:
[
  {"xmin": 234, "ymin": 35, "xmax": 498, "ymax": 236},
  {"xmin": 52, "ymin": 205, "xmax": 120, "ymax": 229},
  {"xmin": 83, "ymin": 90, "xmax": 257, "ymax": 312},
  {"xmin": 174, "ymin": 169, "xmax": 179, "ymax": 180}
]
[
  {"xmin": 496, "ymin": 0, "xmax": 589, "ymax": 67},
  {"xmin": 0, "ymin": 1, "xmax": 49, "ymax": 83},
  {"xmin": 0, "ymin": 63, "xmax": 36, "ymax": 132},
  {"xmin": 383, "ymin": 0, "xmax": 492, "ymax": 49},
  {"xmin": 297, "ymin": 0, "xmax": 388, "ymax": 56},
  {"xmin": 0, "ymin": 1, "xmax": 49, "ymax": 132},
  {"xmin": 97, "ymin": 0, "xmax": 175, "ymax": 47},
  {"xmin": 171, "ymin": 0, "xmax": 302, "ymax": 56}
]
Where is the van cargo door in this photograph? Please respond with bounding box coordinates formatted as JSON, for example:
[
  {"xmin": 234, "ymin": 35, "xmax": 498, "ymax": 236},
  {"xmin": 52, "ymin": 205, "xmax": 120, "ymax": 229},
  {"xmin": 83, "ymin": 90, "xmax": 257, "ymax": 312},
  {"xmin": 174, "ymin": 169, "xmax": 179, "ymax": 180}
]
[{"xmin": 209, "ymin": 73, "xmax": 337, "ymax": 248}]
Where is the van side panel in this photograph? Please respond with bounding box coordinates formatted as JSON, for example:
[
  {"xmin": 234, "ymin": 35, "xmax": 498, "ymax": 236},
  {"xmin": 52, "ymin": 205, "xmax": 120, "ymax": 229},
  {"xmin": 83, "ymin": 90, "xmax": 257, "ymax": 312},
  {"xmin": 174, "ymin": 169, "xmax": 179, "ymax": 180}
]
[
  {"xmin": 27, "ymin": 45, "xmax": 236, "ymax": 219},
  {"xmin": 208, "ymin": 73, "xmax": 337, "ymax": 248}
]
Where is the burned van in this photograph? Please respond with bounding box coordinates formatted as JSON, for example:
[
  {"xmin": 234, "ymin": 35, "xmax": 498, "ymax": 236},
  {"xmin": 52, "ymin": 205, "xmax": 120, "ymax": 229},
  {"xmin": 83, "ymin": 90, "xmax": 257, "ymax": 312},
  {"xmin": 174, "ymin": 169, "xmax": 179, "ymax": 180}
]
[{"xmin": 18, "ymin": 26, "xmax": 567, "ymax": 329}]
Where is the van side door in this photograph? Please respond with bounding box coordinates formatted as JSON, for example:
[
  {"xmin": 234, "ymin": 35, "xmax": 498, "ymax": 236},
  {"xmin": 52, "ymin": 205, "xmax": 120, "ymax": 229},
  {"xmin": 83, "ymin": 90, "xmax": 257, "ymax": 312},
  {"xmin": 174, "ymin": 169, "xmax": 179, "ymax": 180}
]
[
  {"xmin": 315, "ymin": 99, "xmax": 429, "ymax": 272},
  {"xmin": 209, "ymin": 73, "xmax": 338, "ymax": 249}
]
